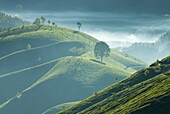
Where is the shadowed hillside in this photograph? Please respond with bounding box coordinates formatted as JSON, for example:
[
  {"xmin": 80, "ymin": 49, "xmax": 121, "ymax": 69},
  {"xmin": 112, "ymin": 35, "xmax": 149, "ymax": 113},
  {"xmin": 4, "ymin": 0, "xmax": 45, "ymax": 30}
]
[
  {"xmin": 59, "ymin": 55, "xmax": 170, "ymax": 114},
  {"xmin": 0, "ymin": 24, "xmax": 146, "ymax": 114},
  {"xmin": 43, "ymin": 101, "xmax": 80, "ymax": 114}
]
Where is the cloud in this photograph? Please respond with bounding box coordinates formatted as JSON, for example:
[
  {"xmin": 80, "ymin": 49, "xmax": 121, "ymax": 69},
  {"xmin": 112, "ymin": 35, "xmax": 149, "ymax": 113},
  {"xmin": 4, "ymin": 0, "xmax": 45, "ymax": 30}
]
[
  {"xmin": 87, "ymin": 30, "xmax": 159, "ymax": 43},
  {"xmin": 4, "ymin": 11, "xmax": 170, "ymax": 43},
  {"xmin": 1, "ymin": 0, "xmax": 170, "ymax": 15}
]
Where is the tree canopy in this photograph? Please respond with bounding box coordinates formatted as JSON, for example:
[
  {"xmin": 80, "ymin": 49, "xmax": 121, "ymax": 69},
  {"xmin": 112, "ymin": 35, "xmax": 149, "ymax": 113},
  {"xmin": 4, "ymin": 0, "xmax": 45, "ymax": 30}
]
[
  {"xmin": 40, "ymin": 16, "xmax": 46, "ymax": 24},
  {"xmin": 0, "ymin": 12, "xmax": 29, "ymax": 31},
  {"xmin": 94, "ymin": 41, "xmax": 111, "ymax": 62},
  {"xmin": 33, "ymin": 18, "xmax": 41, "ymax": 25},
  {"xmin": 77, "ymin": 22, "xmax": 82, "ymax": 31}
]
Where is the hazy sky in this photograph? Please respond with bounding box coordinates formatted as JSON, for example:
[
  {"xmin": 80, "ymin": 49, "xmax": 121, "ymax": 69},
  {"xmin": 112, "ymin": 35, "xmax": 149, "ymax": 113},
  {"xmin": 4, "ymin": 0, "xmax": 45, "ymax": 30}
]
[
  {"xmin": 1, "ymin": 0, "xmax": 170, "ymax": 43},
  {"xmin": 1, "ymin": 0, "xmax": 170, "ymax": 14}
]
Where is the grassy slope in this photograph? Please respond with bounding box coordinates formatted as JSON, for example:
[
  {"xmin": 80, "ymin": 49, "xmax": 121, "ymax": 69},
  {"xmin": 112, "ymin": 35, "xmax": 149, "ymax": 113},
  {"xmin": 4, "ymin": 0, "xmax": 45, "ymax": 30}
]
[
  {"xmin": 0, "ymin": 24, "xmax": 145, "ymax": 69},
  {"xmin": 42, "ymin": 101, "xmax": 80, "ymax": 114},
  {"xmin": 0, "ymin": 56, "xmax": 131, "ymax": 114},
  {"xmin": 0, "ymin": 24, "xmax": 146, "ymax": 82},
  {"xmin": 23, "ymin": 56, "xmax": 130, "ymax": 92},
  {"xmin": 0, "ymin": 24, "xmax": 96, "ymax": 57},
  {"xmin": 59, "ymin": 55, "xmax": 170, "ymax": 114},
  {"xmin": 0, "ymin": 41, "xmax": 85, "ymax": 75},
  {"xmin": 0, "ymin": 24, "xmax": 97, "ymax": 44},
  {"xmin": 0, "ymin": 24, "xmax": 146, "ymax": 114}
]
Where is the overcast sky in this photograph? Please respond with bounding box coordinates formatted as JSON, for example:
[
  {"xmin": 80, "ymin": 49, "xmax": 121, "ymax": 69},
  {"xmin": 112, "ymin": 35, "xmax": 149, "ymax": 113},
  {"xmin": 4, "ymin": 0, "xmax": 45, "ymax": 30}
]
[{"xmin": 1, "ymin": 0, "xmax": 170, "ymax": 14}]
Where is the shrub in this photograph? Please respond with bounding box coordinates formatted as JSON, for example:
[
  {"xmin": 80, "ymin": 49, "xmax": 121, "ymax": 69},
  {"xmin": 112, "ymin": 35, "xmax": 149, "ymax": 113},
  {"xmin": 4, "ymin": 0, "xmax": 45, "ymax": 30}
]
[{"xmin": 69, "ymin": 47, "xmax": 85, "ymax": 55}]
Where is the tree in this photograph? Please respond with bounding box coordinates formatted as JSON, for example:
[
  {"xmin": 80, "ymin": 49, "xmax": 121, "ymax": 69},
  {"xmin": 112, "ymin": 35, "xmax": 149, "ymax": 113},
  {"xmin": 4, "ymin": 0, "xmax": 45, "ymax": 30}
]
[
  {"xmin": 40, "ymin": 16, "xmax": 46, "ymax": 24},
  {"xmin": 33, "ymin": 18, "xmax": 41, "ymax": 25},
  {"xmin": 94, "ymin": 41, "xmax": 111, "ymax": 62},
  {"xmin": 77, "ymin": 22, "xmax": 82, "ymax": 31},
  {"xmin": 52, "ymin": 22, "xmax": 55, "ymax": 26},
  {"xmin": 48, "ymin": 20, "xmax": 51, "ymax": 24}
]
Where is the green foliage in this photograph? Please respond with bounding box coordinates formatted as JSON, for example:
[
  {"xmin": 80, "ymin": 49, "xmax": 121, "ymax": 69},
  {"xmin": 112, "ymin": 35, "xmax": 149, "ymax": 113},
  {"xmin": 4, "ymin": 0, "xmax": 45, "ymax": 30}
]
[
  {"xmin": 41, "ymin": 16, "xmax": 46, "ymax": 24},
  {"xmin": 25, "ymin": 56, "xmax": 129, "ymax": 88},
  {"xmin": 153, "ymin": 66, "xmax": 161, "ymax": 73},
  {"xmin": 42, "ymin": 101, "xmax": 80, "ymax": 114},
  {"xmin": 69, "ymin": 47, "xmax": 86, "ymax": 55},
  {"xmin": 33, "ymin": 18, "xmax": 41, "ymax": 25},
  {"xmin": 52, "ymin": 22, "xmax": 56, "ymax": 26},
  {"xmin": 94, "ymin": 41, "xmax": 111, "ymax": 62},
  {"xmin": 0, "ymin": 24, "xmax": 97, "ymax": 47},
  {"xmin": 48, "ymin": 20, "xmax": 51, "ymax": 24},
  {"xmin": 144, "ymin": 69, "xmax": 150, "ymax": 75},
  {"xmin": 0, "ymin": 24, "xmax": 40, "ymax": 38},
  {"xmin": 0, "ymin": 12, "xmax": 29, "ymax": 30}
]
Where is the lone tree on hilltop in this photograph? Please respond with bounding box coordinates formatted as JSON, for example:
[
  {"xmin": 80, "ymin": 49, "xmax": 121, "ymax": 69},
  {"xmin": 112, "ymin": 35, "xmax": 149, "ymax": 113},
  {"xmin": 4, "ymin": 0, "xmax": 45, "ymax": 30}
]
[
  {"xmin": 48, "ymin": 20, "xmax": 51, "ymax": 25},
  {"xmin": 77, "ymin": 22, "xmax": 82, "ymax": 31},
  {"xmin": 52, "ymin": 22, "xmax": 55, "ymax": 26},
  {"xmin": 33, "ymin": 18, "xmax": 41, "ymax": 25},
  {"xmin": 94, "ymin": 41, "xmax": 111, "ymax": 62},
  {"xmin": 41, "ymin": 16, "xmax": 46, "ymax": 24}
]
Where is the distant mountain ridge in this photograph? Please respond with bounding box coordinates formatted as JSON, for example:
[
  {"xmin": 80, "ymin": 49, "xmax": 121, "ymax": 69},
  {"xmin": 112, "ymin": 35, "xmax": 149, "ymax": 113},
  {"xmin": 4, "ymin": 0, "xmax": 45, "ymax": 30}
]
[
  {"xmin": 116, "ymin": 31, "xmax": 170, "ymax": 63},
  {"xmin": 0, "ymin": 12, "xmax": 29, "ymax": 31}
]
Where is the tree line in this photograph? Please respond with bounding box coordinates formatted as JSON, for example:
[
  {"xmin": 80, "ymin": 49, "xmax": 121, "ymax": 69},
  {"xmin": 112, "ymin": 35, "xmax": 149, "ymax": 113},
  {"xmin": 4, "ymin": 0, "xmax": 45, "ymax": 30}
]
[{"xmin": 0, "ymin": 12, "xmax": 29, "ymax": 32}]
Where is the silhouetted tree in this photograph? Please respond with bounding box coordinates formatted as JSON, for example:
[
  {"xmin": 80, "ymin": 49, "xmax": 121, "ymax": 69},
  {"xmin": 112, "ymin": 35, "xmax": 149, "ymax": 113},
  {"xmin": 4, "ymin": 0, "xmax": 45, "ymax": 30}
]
[
  {"xmin": 94, "ymin": 41, "xmax": 111, "ymax": 62},
  {"xmin": 48, "ymin": 20, "xmax": 51, "ymax": 25},
  {"xmin": 77, "ymin": 22, "xmax": 82, "ymax": 31},
  {"xmin": 52, "ymin": 22, "xmax": 55, "ymax": 26},
  {"xmin": 41, "ymin": 16, "xmax": 46, "ymax": 24},
  {"xmin": 33, "ymin": 18, "xmax": 41, "ymax": 25}
]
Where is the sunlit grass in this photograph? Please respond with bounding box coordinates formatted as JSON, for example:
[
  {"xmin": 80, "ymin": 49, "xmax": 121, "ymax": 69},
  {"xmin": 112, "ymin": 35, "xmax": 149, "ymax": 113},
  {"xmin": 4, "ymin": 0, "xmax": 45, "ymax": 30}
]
[
  {"xmin": 59, "ymin": 56, "xmax": 170, "ymax": 114},
  {"xmin": 0, "ymin": 24, "xmax": 147, "ymax": 113}
]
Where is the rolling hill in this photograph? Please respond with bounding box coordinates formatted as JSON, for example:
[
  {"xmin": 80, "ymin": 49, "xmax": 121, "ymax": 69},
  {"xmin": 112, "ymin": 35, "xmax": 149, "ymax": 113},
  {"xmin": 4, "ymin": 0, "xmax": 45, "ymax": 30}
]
[
  {"xmin": 0, "ymin": 24, "xmax": 146, "ymax": 114},
  {"xmin": 59, "ymin": 55, "xmax": 170, "ymax": 114}
]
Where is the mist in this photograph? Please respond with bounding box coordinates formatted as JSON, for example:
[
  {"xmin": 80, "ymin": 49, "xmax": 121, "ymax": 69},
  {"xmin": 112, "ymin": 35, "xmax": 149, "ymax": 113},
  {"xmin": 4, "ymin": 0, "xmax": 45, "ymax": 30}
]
[{"xmin": 4, "ymin": 11, "xmax": 170, "ymax": 43}]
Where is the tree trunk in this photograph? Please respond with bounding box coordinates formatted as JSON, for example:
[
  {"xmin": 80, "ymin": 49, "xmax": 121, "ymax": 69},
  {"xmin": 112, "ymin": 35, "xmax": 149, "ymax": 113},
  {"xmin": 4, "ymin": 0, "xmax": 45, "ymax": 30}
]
[{"xmin": 101, "ymin": 56, "xmax": 103, "ymax": 62}]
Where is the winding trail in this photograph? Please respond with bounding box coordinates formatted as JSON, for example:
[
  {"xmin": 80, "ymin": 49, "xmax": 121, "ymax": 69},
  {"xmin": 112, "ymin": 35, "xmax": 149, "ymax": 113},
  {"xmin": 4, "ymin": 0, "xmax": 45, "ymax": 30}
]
[
  {"xmin": 0, "ymin": 41, "xmax": 60, "ymax": 61},
  {"xmin": 0, "ymin": 58, "xmax": 58, "ymax": 79}
]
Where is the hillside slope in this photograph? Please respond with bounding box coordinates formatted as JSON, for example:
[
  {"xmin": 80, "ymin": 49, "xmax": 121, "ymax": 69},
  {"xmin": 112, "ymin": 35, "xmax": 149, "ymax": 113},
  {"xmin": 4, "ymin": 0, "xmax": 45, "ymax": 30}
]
[
  {"xmin": 59, "ymin": 55, "xmax": 170, "ymax": 114},
  {"xmin": 0, "ymin": 24, "xmax": 145, "ymax": 77},
  {"xmin": 43, "ymin": 101, "xmax": 80, "ymax": 114},
  {"xmin": 0, "ymin": 24, "xmax": 146, "ymax": 114},
  {"xmin": 0, "ymin": 56, "xmax": 131, "ymax": 114}
]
